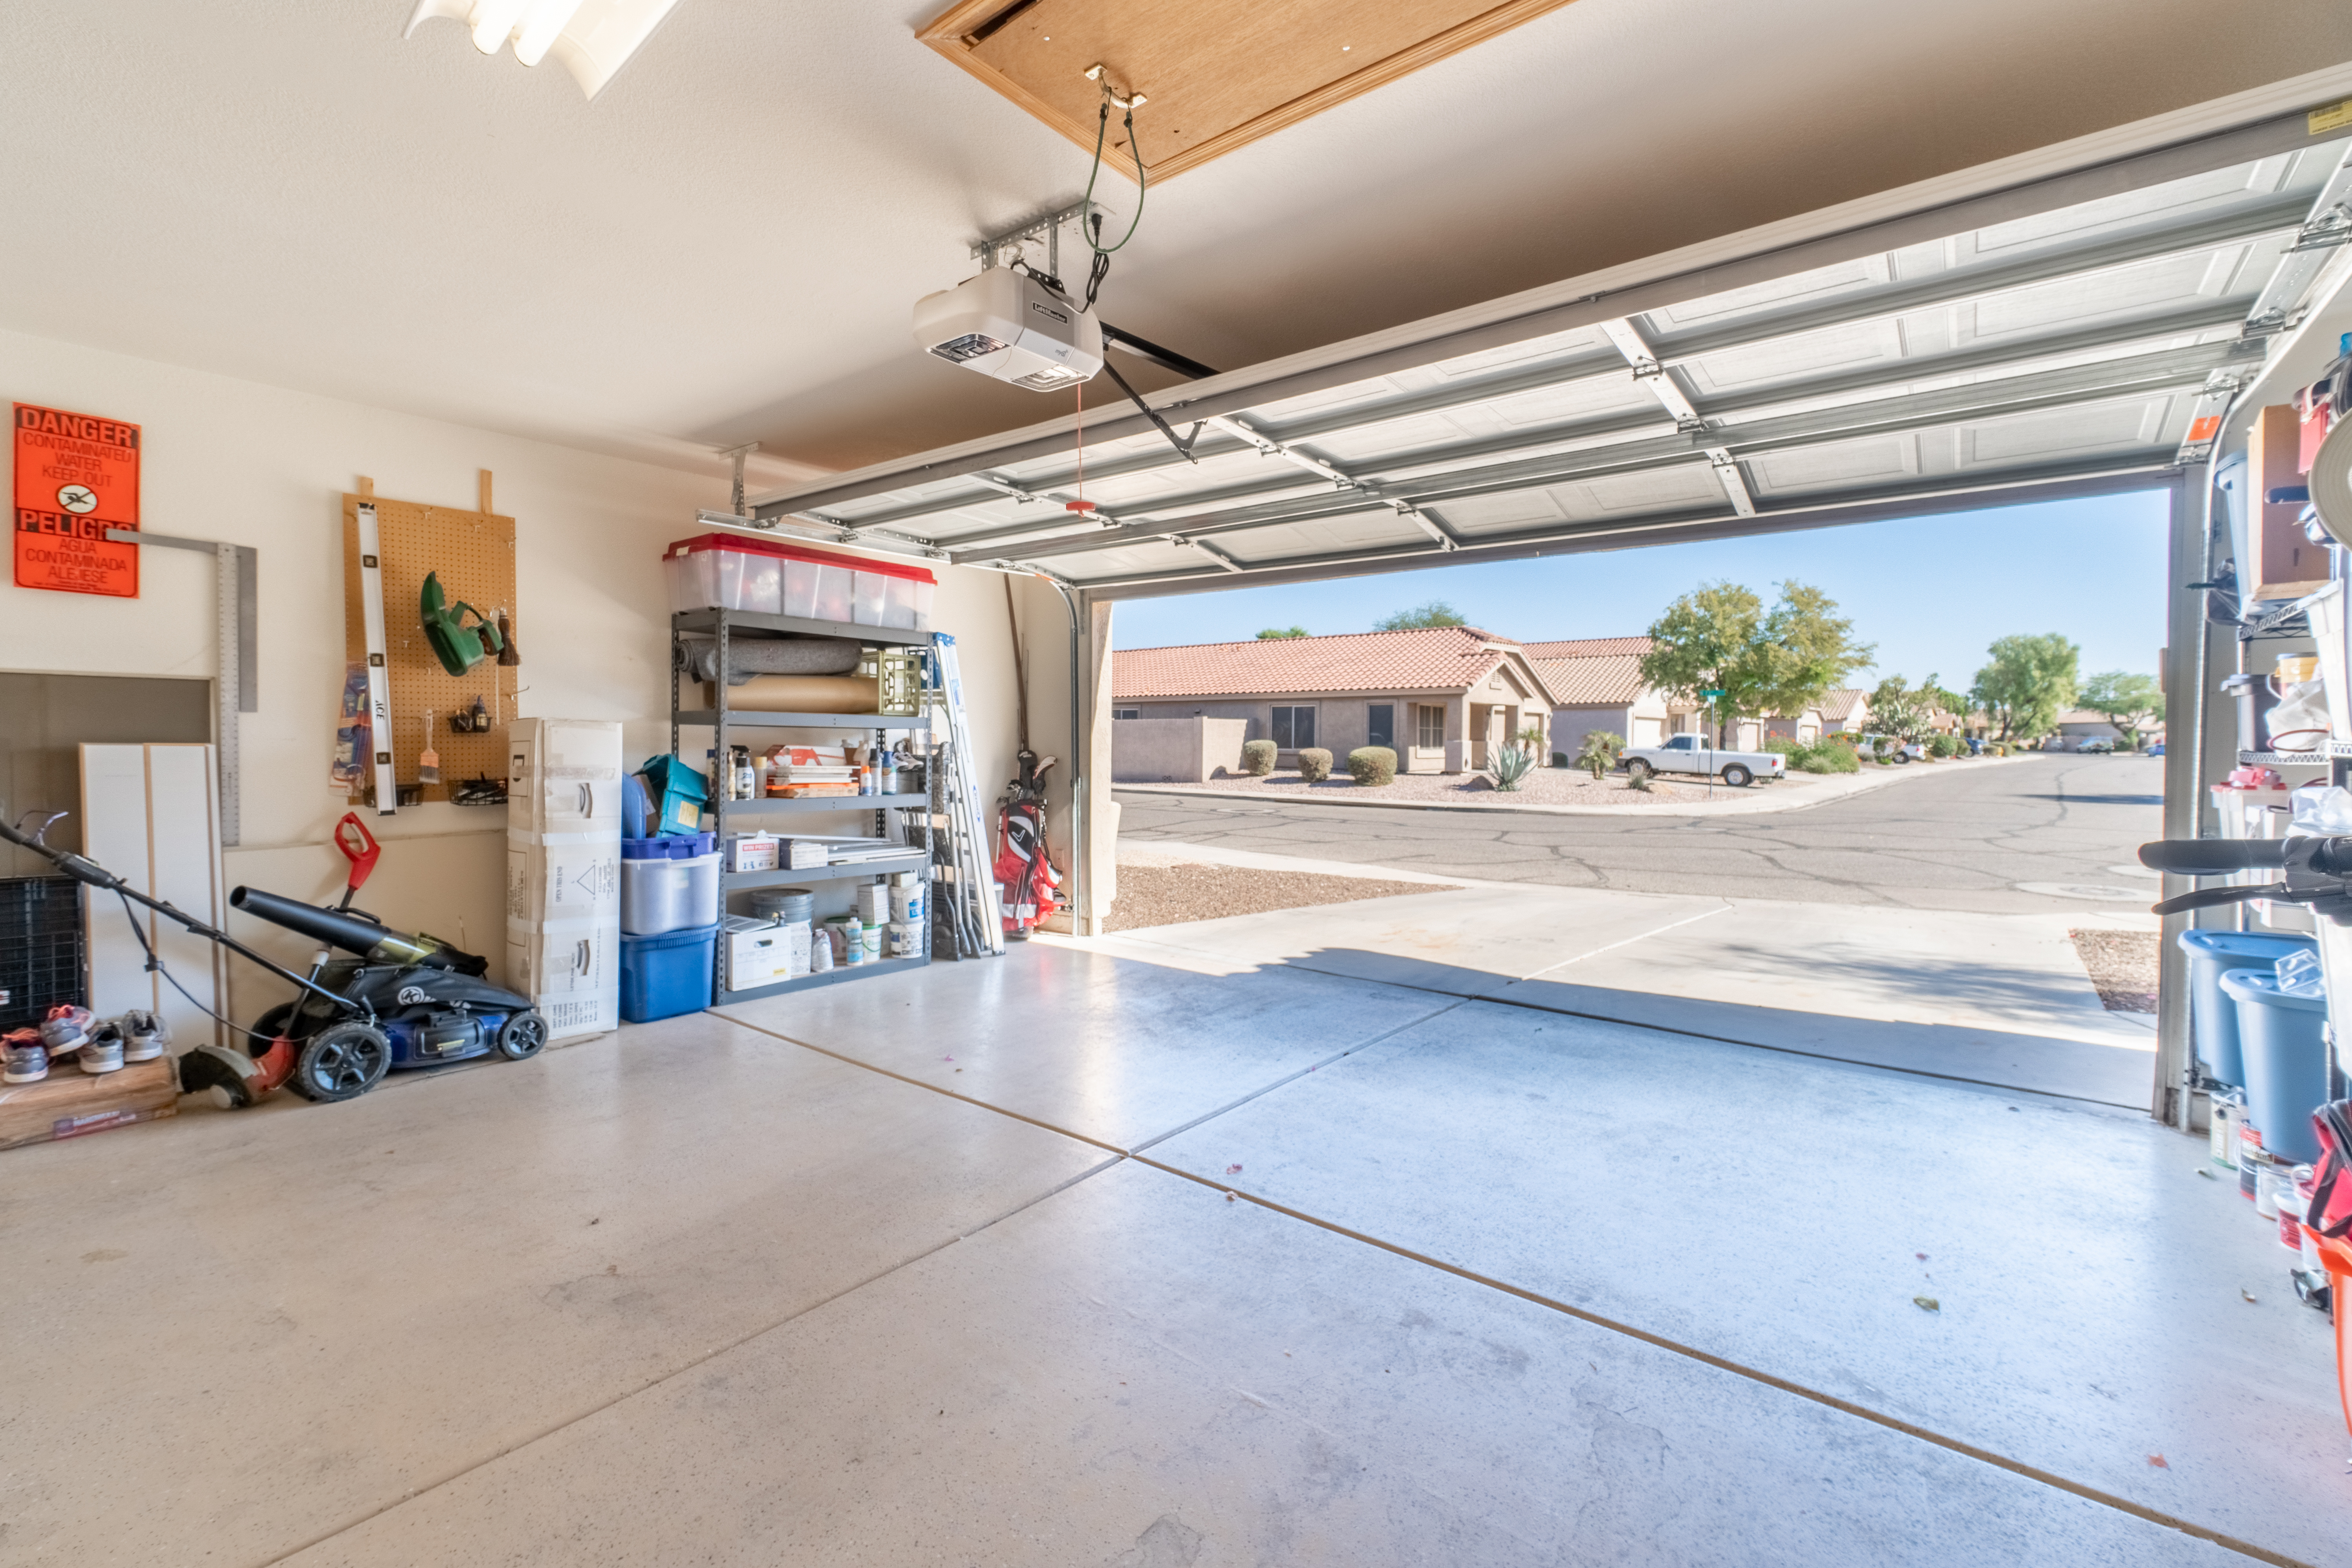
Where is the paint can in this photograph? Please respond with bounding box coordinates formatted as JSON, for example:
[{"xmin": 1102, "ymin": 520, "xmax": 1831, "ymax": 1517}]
[
  {"xmin": 889, "ymin": 881, "xmax": 924, "ymax": 925},
  {"xmin": 2210, "ymin": 1093, "xmax": 2242, "ymax": 1170},
  {"xmin": 886, "ymin": 921, "xmax": 925, "ymax": 959},
  {"xmin": 750, "ymin": 887, "xmax": 815, "ymax": 925},
  {"xmin": 862, "ymin": 922, "xmax": 883, "ymax": 961}
]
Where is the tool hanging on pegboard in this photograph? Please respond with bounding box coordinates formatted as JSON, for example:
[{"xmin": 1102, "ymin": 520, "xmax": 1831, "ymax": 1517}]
[{"xmin": 355, "ymin": 501, "xmax": 398, "ymax": 817}]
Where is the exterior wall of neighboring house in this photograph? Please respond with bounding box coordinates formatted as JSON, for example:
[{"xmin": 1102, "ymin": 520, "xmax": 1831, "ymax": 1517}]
[
  {"xmin": 1110, "ymin": 716, "xmax": 1252, "ymax": 782},
  {"xmin": 1819, "ymin": 690, "xmax": 1870, "ymax": 734},
  {"xmin": 1759, "ymin": 707, "xmax": 1825, "ymax": 744},
  {"xmin": 1118, "ymin": 694, "xmax": 1442, "ymax": 769}
]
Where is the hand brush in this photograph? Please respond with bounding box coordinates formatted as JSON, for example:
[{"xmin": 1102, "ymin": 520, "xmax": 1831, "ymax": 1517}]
[{"xmin": 417, "ymin": 712, "xmax": 442, "ymax": 785}]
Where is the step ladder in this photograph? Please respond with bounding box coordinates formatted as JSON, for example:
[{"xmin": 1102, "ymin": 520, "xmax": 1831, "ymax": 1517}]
[{"xmin": 927, "ymin": 635, "xmax": 1003, "ymax": 958}]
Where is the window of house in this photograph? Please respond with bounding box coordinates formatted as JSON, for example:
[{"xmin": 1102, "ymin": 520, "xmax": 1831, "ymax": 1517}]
[
  {"xmin": 1113, "ymin": 709, "xmax": 1140, "ymax": 720},
  {"xmin": 1271, "ymin": 705, "xmax": 1316, "ymax": 749},
  {"xmin": 1367, "ymin": 703, "xmax": 1394, "ymax": 749},
  {"xmin": 1416, "ymin": 704, "xmax": 1444, "ymax": 750}
]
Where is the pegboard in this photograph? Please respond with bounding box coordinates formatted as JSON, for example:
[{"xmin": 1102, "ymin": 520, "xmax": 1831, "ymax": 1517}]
[{"xmin": 341, "ymin": 477, "xmax": 520, "ymax": 805}]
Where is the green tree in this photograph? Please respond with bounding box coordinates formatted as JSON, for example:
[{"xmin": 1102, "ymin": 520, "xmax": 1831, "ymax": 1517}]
[
  {"xmin": 1373, "ymin": 600, "xmax": 1466, "ymax": 630},
  {"xmin": 1971, "ymin": 634, "xmax": 2080, "ymax": 740},
  {"xmin": 1256, "ymin": 625, "xmax": 1309, "ymax": 640},
  {"xmin": 2077, "ymin": 670, "xmax": 2162, "ymax": 748},
  {"xmin": 1574, "ymin": 730, "xmax": 1624, "ymax": 780},
  {"xmin": 1639, "ymin": 580, "xmax": 1875, "ymax": 745}
]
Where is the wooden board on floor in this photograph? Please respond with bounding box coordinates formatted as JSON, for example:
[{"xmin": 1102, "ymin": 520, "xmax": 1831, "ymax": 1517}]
[
  {"xmin": 0, "ymin": 1057, "xmax": 177, "ymax": 1152},
  {"xmin": 341, "ymin": 481, "xmax": 521, "ymax": 805},
  {"xmin": 918, "ymin": 0, "xmax": 1582, "ymax": 181}
]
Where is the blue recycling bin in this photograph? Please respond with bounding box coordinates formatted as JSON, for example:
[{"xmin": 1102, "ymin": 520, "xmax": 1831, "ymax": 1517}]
[
  {"xmin": 2178, "ymin": 930, "xmax": 2313, "ymax": 1086},
  {"xmin": 2216, "ymin": 967, "xmax": 2330, "ymax": 1164},
  {"xmin": 619, "ymin": 922, "xmax": 718, "ymax": 1024}
]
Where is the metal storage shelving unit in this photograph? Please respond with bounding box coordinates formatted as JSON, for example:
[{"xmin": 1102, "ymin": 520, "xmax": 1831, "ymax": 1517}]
[{"xmin": 670, "ymin": 607, "xmax": 933, "ymax": 1006}]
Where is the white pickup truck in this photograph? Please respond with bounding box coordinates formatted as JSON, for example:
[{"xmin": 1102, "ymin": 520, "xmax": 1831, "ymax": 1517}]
[{"xmin": 1620, "ymin": 733, "xmax": 1785, "ymax": 788}]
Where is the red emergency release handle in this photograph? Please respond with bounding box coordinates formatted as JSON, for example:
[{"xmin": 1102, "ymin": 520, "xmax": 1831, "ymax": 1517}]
[{"xmin": 332, "ymin": 813, "xmax": 382, "ymax": 909}]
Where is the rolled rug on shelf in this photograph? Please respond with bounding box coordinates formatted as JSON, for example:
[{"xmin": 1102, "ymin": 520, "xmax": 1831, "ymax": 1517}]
[{"xmin": 678, "ymin": 637, "xmax": 864, "ymax": 685}]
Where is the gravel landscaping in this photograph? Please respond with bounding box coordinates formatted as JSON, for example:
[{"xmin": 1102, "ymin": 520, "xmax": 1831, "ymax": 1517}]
[
  {"xmin": 1106, "ymin": 862, "xmax": 1460, "ymax": 932},
  {"xmin": 2069, "ymin": 927, "xmax": 2159, "ymax": 1013}
]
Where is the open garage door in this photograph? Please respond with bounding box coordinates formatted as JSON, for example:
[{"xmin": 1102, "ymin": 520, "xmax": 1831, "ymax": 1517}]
[
  {"xmin": 747, "ymin": 98, "xmax": 2352, "ymax": 1120},
  {"xmin": 752, "ymin": 109, "xmax": 2349, "ymax": 594}
]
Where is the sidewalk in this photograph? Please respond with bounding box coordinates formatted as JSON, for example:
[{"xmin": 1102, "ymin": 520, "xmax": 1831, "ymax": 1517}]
[{"xmin": 1114, "ymin": 751, "xmax": 2029, "ymax": 819}]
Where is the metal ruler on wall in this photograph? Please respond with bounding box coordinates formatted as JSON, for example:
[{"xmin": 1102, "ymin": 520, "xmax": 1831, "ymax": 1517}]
[{"xmin": 354, "ymin": 503, "xmax": 397, "ymax": 815}]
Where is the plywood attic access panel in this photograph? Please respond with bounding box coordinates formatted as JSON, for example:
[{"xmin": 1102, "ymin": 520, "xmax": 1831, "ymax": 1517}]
[{"xmin": 918, "ymin": 0, "xmax": 1581, "ymax": 181}]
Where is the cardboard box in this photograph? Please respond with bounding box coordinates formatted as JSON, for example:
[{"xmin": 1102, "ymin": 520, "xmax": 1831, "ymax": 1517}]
[
  {"xmin": 508, "ymin": 719, "xmax": 624, "ymax": 835},
  {"xmin": 507, "ymin": 834, "xmax": 621, "ymax": 924},
  {"xmin": 506, "ymin": 916, "xmax": 619, "ymax": 997},
  {"xmin": 534, "ymin": 986, "xmax": 619, "ymax": 1042},
  {"xmin": 0, "ymin": 1057, "xmax": 178, "ymax": 1152},
  {"xmin": 724, "ymin": 916, "xmax": 809, "ymax": 991},
  {"xmin": 2248, "ymin": 404, "xmax": 2330, "ymax": 602},
  {"xmin": 725, "ymin": 832, "xmax": 780, "ymax": 873}
]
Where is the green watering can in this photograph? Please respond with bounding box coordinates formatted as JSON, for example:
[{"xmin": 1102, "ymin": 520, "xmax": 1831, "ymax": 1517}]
[{"xmin": 420, "ymin": 572, "xmax": 505, "ymax": 677}]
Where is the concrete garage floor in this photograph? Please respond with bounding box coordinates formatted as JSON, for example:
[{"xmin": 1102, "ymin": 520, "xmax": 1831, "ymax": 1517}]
[{"xmin": 4, "ymin": 935, "xmax": 2345, "ymax": 1566}]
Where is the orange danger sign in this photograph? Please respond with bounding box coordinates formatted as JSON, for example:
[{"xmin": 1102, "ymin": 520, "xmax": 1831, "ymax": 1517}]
[{"xmin": 15, "ymin": 402, "xmax": 141, "ymax": 597}]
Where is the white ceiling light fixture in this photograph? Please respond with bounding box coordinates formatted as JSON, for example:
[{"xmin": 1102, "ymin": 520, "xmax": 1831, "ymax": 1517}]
[{"xmin": 404, "ymin": 0, "xmax": 681, "ymax": 99}]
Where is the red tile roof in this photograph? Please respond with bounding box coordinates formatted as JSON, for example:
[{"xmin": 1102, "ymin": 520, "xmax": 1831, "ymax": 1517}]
[
  {"xmin": 1519, "ymin": 636, "xmax": 1653, "ymax": 659},
  {"xmin": 1113, "ymin": 626, "xmax": 1534, "ymax": 700},
  {"xmin": 1532, "ymin": 652, "xmax": 1652, "ymax": 705}
]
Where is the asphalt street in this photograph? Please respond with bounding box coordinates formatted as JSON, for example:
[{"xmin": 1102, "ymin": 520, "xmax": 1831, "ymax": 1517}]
[{"xmin": 1116, "ymin": 752, "xmax": 2166, "ymax": 915}]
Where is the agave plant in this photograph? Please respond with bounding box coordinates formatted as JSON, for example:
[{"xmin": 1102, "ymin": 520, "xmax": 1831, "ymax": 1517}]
[{"xmin": 1491, "ymin": 742, "xmax": 1535, "ymax": 792}]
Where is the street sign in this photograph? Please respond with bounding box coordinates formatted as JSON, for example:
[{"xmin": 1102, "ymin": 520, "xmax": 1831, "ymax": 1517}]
[{"xmin": 1700, "ymin": 688, "xmax": 1725, "ymax": 699}]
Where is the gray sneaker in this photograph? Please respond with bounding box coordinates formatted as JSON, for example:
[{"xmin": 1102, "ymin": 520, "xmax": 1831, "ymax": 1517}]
[
  {"xmin": 2, "ymin": 1029, "xmax": 46, "ymax": 1084},
  {"xmin": 119, "ymin": 1010, "xmax": 167, "ymax": 1062},
  {"xmin": 39, "ymin": 1006, "xmax": 91, "ymax": 1054},
  {"xmin": 77, "ymin": 1023, "xmax": 125, "ymax": 1075}
]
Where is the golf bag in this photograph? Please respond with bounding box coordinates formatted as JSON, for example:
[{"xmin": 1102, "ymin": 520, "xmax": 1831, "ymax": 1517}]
[{"xmin": 994, "ymin": 798, "xmax": 1061, "ymax": 937}]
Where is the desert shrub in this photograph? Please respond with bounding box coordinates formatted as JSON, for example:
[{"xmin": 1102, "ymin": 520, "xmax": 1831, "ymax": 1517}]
[
  {"xmin": 1627, "ymin": 769, "xmax": 1655, "ymax": 792},
  {"xmin": 1346, "ymin": 746, "xmax": 1397, "ymax": 787},
  {"xmin": 1574, "ymin": 731, "xmax": 1624, "ymax": 780},
  {"xmin": 1296, "ymin": 747, "xmax": 1332, "ymax": 782},
  {"xmin": 1927, "ymin": 734, "xmax": 1961, "ymax": 759},
  {"xmin": 1763, "ymin": 736, "xmax": 1798, "ymax": 755},
  {"xmin": 1241, "ymin": 738, "xmax": 1277, "ymax": 775},
  {"xmin": 1783, "ymin": 738, "xmax": 1859, "ymax": 774},
  {"xmin": 1491, "ymin": 743, "xmax": 1534, "ymax": 791}
]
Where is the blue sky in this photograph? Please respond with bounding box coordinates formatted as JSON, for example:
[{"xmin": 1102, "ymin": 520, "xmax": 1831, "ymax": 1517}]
[{"xmin": 1109, "ymin": 490, "xmax": 2170, "ymax": 687}]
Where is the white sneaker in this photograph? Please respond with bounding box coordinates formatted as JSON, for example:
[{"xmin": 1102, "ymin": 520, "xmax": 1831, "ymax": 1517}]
[{"xmin": 119, "ymin": 1010, "xmax": 167, "ymax": 1062}]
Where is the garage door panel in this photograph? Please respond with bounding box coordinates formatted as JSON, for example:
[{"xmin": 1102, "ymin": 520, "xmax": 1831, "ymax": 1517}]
[
  {"xmin": 1681, "ymin": 318, "xmax": 1906, "ymax": 393},
  {"xmin": 1959, "ymin": 398, "xmax": 2171, "ymax": 466},
  {"xmin": 1748, "ymin": 435, "xmax": 1920, "ymax": 495},
  {"xmin": 1965, "ymin": 156, "xmax": 2301, "ymax": 258},
  {"xmin": 1649, "ymin": 253, "xmax": 1891, "ymax": 329},
  {"xmin": 1431, "ymin": 490, "xmax": 1568, "ymax": 534},
  {"xmin": 1563, "ymin": 464, "xmax": 1725, "ymax": 515}
]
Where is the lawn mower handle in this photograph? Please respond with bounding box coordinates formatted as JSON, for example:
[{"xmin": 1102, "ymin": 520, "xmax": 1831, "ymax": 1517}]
[
  {"xmin": 2138, "ymin": 840, "xmax": 2288, "ymax": 873},
  {"xmin": 0, "ymin": 811, "xmax": 358, "ymax": 1013}
]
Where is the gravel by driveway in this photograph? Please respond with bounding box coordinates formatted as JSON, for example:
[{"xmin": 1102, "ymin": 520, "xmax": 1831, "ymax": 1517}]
[{"xmin": 1105, "ymin": 861, "xmax": 1458, "ymax": 933}]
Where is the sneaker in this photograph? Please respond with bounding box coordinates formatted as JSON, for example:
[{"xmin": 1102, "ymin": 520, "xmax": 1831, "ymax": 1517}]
[
  {"xmin": 2, "ymin": 1029, "xmax": 46, "ymax": 1084},
  {"xmin": 77, "ymin": 1023, "xmax": 125, "ymax": 1075},
  {"xmin": 39, "ymin": 1004, "xmax": 92, "ymax": 1054},
  {"xmin": 119, "ymin": 1010, "xmax": 167, "ymax": 1063}
]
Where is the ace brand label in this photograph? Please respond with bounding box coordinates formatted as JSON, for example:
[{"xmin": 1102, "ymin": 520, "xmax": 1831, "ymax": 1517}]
[{"xmin": 14, "ymin": 402, "xmax": 140, "ymax": 597}]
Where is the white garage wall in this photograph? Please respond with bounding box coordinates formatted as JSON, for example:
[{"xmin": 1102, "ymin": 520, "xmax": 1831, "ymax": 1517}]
[{"xmin": 0, "ymin": 326, "xmax": 1035, "ymax": 1021}]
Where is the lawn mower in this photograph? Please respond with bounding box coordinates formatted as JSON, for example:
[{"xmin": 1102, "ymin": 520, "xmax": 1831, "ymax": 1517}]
[{"xmin": 0, "ymin": 809, "xmax": 545, "ymax": 1108}]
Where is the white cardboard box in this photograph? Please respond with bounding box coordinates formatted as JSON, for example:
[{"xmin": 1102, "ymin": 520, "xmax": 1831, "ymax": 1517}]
[
  {"xmin": 506, "ymin": 916, "xmax": 619, "ymax": 997},
  {"xmin": 507, "ymin": 833, "xmax": 622, "ymax": 924},
  {"xmin": 534, "ymin": 986, "xmax": 620, "ymax": 1041},
  {"xmin": 508, "ymin": 719, "xmax": 624, "ymax": 836},
  {"xmin": 724, "ymin": 917, "xmax": 809, "ymax": 991}
]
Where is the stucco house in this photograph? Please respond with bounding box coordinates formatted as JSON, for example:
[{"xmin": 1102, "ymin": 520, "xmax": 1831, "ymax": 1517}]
[
  {"xmin": 1523, "ymin": 637, "xmax": 1680, "ymax": 759},
  {"xmin": 1111, "ymin": 627, "xmax": 1560, "ymax": 775},
  {"xmin": 1818, "ymin": 689, "xmax": 1871, "ymax": 734}
]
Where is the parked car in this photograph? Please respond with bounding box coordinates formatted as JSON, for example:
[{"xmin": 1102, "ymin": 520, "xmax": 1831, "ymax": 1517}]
[{"xmin": 1619, "ymin": 734, "xmax": 1787, "ymax": 788}]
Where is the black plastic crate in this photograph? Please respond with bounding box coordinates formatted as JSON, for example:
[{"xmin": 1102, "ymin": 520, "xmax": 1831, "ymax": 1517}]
[{"xmin": 0, "ymin": 877, "xmax": 86, "ymax": 1032}]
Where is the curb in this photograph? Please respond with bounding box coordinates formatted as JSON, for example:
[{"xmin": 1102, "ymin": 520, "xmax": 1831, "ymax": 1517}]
[{"xmin": 1111, "ymin": 751, "xmax": 2036, "ymax": 819}]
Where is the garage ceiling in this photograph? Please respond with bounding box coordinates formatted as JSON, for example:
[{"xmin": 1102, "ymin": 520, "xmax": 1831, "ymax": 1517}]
[
  {"xmin": 0, "ymin": 2, "xmax": 2347, "ymax": 486},
  {"xmin": 752, "ymin": 121, "xmax": 2352, "ymax": 594}
]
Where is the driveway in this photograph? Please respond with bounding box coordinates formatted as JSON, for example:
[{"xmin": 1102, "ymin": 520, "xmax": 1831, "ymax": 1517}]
[
  {"xmin": 1118, "ymin": 751, "xmax": 2163, "ymax": 916},
  {"xmin": 1114, "ymin": 753, "xmax": 2165, "ymax": 1095}
]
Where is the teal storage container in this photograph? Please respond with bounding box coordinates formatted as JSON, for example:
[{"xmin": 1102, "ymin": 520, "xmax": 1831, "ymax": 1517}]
[{"xmin": 2178, "ymin": 930, "xmax": 2312, "ymax": 1086}]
